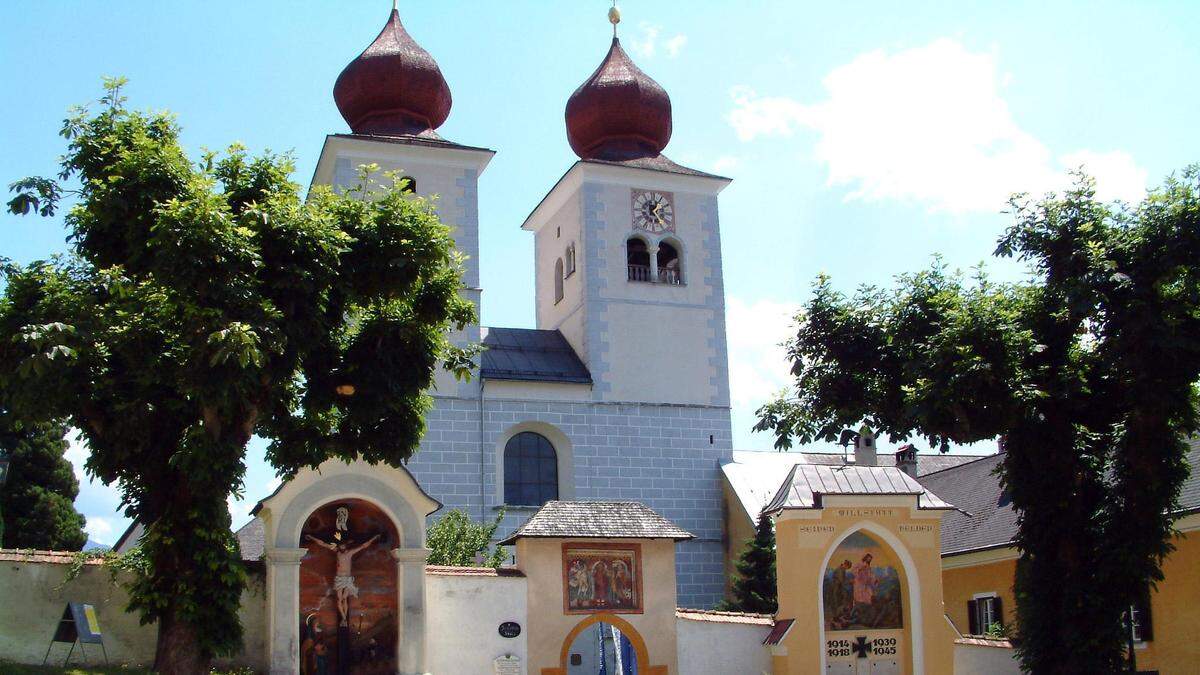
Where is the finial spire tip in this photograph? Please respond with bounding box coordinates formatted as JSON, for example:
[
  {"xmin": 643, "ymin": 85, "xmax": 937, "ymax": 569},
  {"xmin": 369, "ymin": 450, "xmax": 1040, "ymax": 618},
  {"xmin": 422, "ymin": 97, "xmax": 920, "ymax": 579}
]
[{"xmin": 608, "ymin": 1, "xmax": 621, "ymax": 37}]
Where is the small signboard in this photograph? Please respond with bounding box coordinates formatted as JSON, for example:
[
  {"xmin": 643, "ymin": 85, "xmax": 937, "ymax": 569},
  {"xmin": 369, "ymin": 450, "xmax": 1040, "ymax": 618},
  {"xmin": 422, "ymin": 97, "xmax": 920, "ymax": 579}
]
[
  {"xmin": 498, "ymin": 621, "xmax": 521, "ymax": 639},
  {"xmin": 44, "ymin": 603, "xmax": 107, "ymax": 665},
  {"xmin": 493, "ymin": 655, "xmax": 521, "ymax": 675}
]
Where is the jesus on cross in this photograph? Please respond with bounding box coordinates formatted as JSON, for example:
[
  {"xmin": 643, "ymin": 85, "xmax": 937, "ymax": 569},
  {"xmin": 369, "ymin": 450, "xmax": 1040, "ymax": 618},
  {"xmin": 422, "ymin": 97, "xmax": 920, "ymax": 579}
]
[{"xmin": 305, "ymin": 532, "xmax": 381, "ymax": 625}]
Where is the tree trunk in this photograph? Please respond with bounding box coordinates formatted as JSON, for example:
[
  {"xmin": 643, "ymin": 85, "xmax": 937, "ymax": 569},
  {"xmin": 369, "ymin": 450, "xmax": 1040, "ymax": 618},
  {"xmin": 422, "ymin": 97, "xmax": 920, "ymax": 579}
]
[{"xmin": 154, "ymin": 609, "xmax": 209, "ymax": 675}]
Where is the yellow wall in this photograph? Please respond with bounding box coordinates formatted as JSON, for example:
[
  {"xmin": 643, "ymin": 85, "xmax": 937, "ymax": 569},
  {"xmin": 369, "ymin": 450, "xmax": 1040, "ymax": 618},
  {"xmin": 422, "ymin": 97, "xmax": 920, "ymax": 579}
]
[
  {"xmin": 941, "ymin": 556, "xmax": 1018, "ymax": 635},
  {"xmin": 517, "ymin": 537, "xmax": 679, "ymax": 675},
  {"xmin": 772, "ymin": 497, "xmax": 956, "ymax": 675},
  {"xmin": 722, "ymin": 481, "xmax": 758, "ymax": 600},
  {"xmin": 939, "ymin": 513, "xmax": 1200, "ymax": 675}
]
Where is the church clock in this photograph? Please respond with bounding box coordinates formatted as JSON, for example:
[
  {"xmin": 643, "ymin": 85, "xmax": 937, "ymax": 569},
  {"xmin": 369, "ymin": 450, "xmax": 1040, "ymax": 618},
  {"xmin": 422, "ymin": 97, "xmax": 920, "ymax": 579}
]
[{"xmin": 631, "ymin": 190, "xmax": 675, "ymax": 233}]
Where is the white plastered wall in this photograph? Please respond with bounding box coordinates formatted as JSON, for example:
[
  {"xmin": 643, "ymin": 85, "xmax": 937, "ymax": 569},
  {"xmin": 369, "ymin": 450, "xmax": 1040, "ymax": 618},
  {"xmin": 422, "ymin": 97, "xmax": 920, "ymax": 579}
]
[{"xmin": 424, "ymin": 571, "xmax": 528, "ymax": 675}]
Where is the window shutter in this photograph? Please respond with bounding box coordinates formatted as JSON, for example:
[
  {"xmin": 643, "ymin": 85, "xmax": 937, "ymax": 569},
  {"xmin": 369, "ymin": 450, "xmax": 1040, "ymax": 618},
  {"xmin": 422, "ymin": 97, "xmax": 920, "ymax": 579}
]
[
  {"xmin": 1137, "ymin": 587, "xmax": 1153, "ymax": 641},
  {"xmin": 992, "ymin": 596, "xmax": 1004, "ymax": 628},
  {"xmin": 967, "ymin": 599, "xmax": 979, "ymax": 635}
]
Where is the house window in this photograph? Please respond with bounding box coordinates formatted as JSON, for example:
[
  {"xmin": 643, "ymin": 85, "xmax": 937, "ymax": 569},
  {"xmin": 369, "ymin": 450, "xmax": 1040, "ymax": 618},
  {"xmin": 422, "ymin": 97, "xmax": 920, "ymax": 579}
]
[
  {"xmin": 565, "ymin": 243, "xmax": 576, "ymax": 277},
  {"xmin": 626, "ymin": 237, "xmax": 651, "ymax": 282},
  {"xmin": 503, "ymin": 432, "xmax": 558, "ymax": 506},
  {"xmin": 657, "ymin": 240, "xmax": 682, "ymax": 284},
  {"xmin": 554, "ymin": 258, "xmax": 564, "ymax": 304},
  {"xmin": 1126, "ymin": 586, "xmax": 1154, "ymax": 642},
  {"xmin": 967, "ymin": 595, "xmax": 1003, "ymax": 635}
]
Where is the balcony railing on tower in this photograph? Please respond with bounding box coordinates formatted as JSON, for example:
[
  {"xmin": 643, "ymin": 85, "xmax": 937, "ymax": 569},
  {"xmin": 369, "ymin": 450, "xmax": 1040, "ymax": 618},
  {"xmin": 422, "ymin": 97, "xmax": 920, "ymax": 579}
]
[{"xmin": 627, "ymin": 265, "xmax": 683, "ymax": 285}]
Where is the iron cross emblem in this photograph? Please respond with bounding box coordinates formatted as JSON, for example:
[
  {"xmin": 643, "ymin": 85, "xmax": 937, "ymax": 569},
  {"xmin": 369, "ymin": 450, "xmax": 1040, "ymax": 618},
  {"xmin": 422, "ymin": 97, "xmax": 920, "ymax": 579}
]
[{"xmin": 852, "ymin": 636, "xmax": 873, "ymax": 659}]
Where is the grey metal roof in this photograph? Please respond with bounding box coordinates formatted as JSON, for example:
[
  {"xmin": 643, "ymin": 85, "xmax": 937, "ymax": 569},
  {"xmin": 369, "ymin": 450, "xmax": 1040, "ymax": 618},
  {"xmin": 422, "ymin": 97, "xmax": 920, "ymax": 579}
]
[
  {"xmin": 920, "ymin": 437, "xmax": 1200, "ymax": 556},
  {"xmin": 917, "ymin": 454, "xmax": 1016, "ymax": 556},
  {"xmin": 762, "ymin": 463, "xmax": 955, "ymax": 514},
  {"xmin": 236, "ymin": 517, "xmax": 266, "ymax": 562},
  {"xmin": 498, "ymin": 501, "xmax": 694, "ymax": 545},
  {"xmin": 580, "ymin": 155, "xmax": 730, "ymax": 181},
  {"xmin": 480, "ymin": 327, "xmax": 592, "ymax": 384}
]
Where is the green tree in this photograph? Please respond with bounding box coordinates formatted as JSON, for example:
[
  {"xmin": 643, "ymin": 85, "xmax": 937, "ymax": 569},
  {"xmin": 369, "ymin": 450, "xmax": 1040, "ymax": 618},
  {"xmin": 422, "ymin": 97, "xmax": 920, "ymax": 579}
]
[
  {"xmin": 2, "ymin": 79, "xmax": 476, "ymax": 674},
  {"xmin": 718, "ymin": 512, "xmax": 778, "ymax": 614},
  {"xmin": 755, "ymin": 169, "xmax": 1200, "ymax": 673},
  {"xmin": 426, "ymin": 508, "xmax": 508, "ymax": 568},
  {"xmin": 0, "ymin": 413, "xmax": 88, "ymax": 551}
]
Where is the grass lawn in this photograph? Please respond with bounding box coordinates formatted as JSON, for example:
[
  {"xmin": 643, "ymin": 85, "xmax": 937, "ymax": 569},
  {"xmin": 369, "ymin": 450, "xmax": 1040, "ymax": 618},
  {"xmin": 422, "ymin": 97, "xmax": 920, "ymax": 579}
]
[
  {"xmin": 0, "ymin": 665, "xmax": 150, "ymax": 675},
  {"xmin": 0, "ymin": 664, "xmax": 253, "ymax": 675}
]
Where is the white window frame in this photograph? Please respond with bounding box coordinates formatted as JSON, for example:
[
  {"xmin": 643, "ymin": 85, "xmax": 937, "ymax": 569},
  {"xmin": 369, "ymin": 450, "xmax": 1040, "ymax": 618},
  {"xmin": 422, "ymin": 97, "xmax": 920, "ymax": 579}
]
[{"xmin": 972, "ymin": 592, "xmax": 1000, "ymax": 634}]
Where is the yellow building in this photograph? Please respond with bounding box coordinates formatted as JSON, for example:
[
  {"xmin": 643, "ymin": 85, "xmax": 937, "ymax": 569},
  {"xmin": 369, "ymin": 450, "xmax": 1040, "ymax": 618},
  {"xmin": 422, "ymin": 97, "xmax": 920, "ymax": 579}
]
[
  {"xmin": 761, "ymin": 461, "xmax": 958, "ymax": 675},
  {"xmin": 919, "ymin": 440, "xmax": 1200, "ymax": 674}
]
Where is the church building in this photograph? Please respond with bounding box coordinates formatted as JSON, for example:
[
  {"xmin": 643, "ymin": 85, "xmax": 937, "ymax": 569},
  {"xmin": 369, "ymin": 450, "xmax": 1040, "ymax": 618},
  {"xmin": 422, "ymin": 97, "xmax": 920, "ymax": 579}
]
[{"xmin": 5, "ymin": 6, "xmax": 1199, "ymax": 675}]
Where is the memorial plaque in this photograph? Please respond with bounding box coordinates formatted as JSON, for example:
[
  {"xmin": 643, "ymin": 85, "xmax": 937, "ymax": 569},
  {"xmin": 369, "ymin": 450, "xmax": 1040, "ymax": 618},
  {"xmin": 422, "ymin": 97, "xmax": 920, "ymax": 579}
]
[
  {"xmin": 493, "ymin": 655, "xmax": 521, "ymax": 675},
  {"xmin": 498, "ymin": 621, "xmax": 521, "ymax": 638}
]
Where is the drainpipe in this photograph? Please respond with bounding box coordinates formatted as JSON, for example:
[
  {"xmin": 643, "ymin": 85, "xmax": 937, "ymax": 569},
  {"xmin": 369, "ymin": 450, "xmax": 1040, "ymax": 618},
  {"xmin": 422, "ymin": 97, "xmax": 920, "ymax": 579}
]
[{"xmin": 479, "ymin": 378, "xmax": 487, "ymax": 523}]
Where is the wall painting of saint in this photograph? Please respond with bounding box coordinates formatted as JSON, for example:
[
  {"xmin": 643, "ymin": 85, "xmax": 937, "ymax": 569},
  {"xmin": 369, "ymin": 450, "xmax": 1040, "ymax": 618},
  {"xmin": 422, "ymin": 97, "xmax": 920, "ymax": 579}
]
[
  {"xmin": 563, "ymin": 543, "xmax": 643, "ymax": 614},
  {"xmin": 823, "ymin": 531, "xmax": 904, "ymax": 631}
]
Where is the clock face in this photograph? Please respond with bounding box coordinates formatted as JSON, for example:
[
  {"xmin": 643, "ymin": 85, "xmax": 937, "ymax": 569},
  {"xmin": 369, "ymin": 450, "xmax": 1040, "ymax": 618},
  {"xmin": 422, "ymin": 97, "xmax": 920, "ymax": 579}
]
[{"xmin": 631, "ymin": 190, "xmax": 675, "ymax": 233}]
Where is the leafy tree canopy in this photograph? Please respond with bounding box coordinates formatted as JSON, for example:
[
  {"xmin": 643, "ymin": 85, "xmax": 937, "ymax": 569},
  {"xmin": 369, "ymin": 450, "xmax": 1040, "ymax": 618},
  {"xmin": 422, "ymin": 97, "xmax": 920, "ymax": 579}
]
[
  {"xmin": 425, "ymin": 508, "xmax": 508, "ymax": 568},
  {"xmin": 718, "ymin": 512, "xmax": 778, "ymax": 614},
  {"xmin": 756, "ymin": 169, "xmax": 1200, "ymax": 673},
  {"xmin": 0, "ymin": 412, "xmax": 88, "ymax": 551},
  {"xmin": 2, "ymin": 78, "xmax": 477, "ymax": 673}
]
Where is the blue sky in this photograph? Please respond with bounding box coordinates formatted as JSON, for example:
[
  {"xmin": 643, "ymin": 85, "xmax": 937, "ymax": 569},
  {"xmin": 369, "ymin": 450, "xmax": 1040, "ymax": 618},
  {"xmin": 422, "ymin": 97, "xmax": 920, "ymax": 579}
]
[{"xmin": 2, "ymin": 1, "xmax": 1197, "ymax": 544}]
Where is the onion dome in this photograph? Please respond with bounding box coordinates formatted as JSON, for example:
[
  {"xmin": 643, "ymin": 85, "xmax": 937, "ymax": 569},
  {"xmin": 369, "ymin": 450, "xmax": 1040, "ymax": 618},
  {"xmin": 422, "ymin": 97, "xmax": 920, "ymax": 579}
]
[
  {"xmin": 333, "ymin": 9, "xmax": 452, "ymax": 136},
  {"xmin": 565, "ymin": 37, "xmax": 673, "ymax": 161}
]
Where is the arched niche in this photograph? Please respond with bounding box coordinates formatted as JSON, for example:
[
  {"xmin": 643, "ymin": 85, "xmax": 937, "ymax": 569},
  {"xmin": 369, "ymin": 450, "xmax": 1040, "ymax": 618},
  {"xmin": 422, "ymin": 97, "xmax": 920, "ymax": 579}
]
[
  {"xmin": 257, "ymin": 458, "xmax": 441, "ymax": 675},
  {"xmin": 817, "ymin": 522, "xmax": 924, "ymax": 674}
]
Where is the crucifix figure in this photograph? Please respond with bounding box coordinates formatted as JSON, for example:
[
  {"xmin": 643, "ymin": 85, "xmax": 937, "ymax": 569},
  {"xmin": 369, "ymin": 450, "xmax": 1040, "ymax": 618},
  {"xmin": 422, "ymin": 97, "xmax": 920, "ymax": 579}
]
[{"xmin": 305, "ymin": 532, "xmax": 381, "ymax": 625}]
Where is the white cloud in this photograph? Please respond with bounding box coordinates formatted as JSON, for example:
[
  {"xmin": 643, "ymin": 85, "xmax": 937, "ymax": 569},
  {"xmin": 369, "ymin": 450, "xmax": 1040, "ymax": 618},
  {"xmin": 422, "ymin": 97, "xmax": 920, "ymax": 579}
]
[
  {"xmin": 628, "ymin": 23, "xmax": 687, "ymax": 60},
  {"xmin": 64, "ymin": 430, "xmax": 89, "ymax": 481},
  {"xmin": 665, "ymin": 35, "xmax": 688, "ymax": 58},
  {"xmin": 710, "ymin": 156, "xmax": 741, "ymax": 174},
  {"xmin": 726, "ymin": 296, "xmax": 797, "ymax": 415},
  {"xmin": 85, "ymin": 516, "xmax": 114, "ymax": 545},
  {"xmin": 728, "ymin": 38, "xmax": 1148, "ymax": 213}
]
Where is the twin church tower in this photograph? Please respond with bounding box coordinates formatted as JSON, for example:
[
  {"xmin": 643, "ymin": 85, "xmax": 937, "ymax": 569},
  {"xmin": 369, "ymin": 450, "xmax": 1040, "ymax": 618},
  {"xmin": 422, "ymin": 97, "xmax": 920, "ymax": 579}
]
[{"xmin": 311, "ymin": 7, "xmax": 733, "ymax": 608}]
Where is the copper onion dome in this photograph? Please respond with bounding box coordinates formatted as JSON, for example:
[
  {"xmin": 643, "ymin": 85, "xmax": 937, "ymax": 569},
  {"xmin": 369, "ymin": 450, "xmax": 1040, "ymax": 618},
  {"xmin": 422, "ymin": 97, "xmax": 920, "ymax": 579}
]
[
  {"xmin": 565, "ymin": 37, "xmax": 673, "ymax": 161},
  {"xmin": 333, "ymin": 9, "xmax": 452, "ymax": 136}
]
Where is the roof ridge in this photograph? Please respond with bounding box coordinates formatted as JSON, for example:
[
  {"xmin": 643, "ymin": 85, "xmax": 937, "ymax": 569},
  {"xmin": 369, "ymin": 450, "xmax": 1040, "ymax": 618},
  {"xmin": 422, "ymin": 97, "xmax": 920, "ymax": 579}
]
[{"xmin": 918, "ymin": 452, "xmax": 1004, "ymax": 479}]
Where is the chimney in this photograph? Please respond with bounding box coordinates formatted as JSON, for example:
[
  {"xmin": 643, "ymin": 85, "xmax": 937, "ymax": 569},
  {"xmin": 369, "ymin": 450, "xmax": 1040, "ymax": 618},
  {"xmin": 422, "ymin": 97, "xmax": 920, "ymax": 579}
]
[
  {"xmin": 854, "ymin": 425, "xmax": 877, "ymax": 466},
  {"xmin": 895, "ymin": 444, "xmax": 918, "ymax": 477}
]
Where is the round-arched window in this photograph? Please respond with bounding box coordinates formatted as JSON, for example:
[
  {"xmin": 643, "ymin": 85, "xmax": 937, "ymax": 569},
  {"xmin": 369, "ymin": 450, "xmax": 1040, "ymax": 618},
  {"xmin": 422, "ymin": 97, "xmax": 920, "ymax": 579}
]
[{"xmin": 504, "ymin": 432, "xmax": 559, "ymax": 506}]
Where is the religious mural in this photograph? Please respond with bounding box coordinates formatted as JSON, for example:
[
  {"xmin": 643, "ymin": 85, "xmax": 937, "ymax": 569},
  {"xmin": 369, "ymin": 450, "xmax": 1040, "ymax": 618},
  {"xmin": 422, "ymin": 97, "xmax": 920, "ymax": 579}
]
[
  {"xmin": 563, "ymin": 543, "xmax": 642, "ymax": 613},
  {"xmin": 300, "ymin": 499, "xmax": 398, "ymax": 675},
  {"xmin": 823, "ymin": 531, "xmax": 904, "ymax": 631}
]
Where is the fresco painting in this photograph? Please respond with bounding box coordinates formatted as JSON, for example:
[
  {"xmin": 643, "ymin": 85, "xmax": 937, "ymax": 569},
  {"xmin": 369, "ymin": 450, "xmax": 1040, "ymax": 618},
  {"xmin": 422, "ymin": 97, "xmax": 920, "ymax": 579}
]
[
  {"xmin": 299, "ymin": 499, "xmax": 398, "ymax": 675},
  {"xmin": 823, "ymin": 531, "xmax": 904, "ymax": 631},
  {"xmin": 563, "ymin": 543, "xmax": 643, "ymax": 613}
]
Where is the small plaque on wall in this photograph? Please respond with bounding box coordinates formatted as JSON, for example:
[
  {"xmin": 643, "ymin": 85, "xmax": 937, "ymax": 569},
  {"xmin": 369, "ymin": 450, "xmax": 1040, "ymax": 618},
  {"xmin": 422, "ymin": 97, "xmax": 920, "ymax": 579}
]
[
  {"xmin": 494, "ymin": 655, "xmax": 521, "ymax": 675},
  {"xmin": 498, "ymin": 621, "xmax": 521, "ymax": 638}
]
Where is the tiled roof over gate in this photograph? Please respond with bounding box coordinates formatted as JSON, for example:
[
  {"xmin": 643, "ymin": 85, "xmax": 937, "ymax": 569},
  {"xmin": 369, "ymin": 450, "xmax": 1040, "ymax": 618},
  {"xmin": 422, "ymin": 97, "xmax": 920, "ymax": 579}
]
[{"xmin": 498, "ymin": 501, "xmax": 694, "ymax": 544}]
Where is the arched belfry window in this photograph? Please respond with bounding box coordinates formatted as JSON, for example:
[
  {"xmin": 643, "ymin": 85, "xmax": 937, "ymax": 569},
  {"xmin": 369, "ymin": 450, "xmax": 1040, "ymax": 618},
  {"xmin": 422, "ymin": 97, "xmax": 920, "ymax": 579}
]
[
  {"xmin": 504, "ymin": 432, "xmax": 559, "ymax": 506},
  {"xmin": 626, "ymin": 237, "xmax": 651, "ymax": 282},
  {"xmin": 657, "ymin": 240, "xmax": 682, "ymax": 284},
  {"xmin": 554, "ymin": 258, "xmax": 565, "ymax": 304}
]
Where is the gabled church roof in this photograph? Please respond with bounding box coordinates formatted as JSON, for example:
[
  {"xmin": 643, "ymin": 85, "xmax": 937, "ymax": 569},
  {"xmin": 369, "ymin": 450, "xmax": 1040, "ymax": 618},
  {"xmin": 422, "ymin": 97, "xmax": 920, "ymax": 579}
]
[
  {"xmin": 480, "ymin": 327, "xmax": 591, "ymax": 384},
  {"xmin": 498, "ymin": 501, "xmax": 693, "ymax": 544}
]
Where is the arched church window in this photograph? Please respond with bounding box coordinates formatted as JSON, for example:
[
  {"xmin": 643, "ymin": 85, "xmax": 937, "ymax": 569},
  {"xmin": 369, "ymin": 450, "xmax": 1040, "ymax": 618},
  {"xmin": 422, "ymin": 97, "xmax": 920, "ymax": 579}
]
[
  {"xmin": 626, "ymin": 237, "xmax": 651, "ymax": 282},
  {"xmin": 504, "ymin": 432, "xmax": 559, "ymax": 506},
  {"xmin": 657, "ymin": 240, "xmax": 682, "ymax": 285},
  {"xmin": 399, "ymin": 175, "xmax": 416, "ymax": 194},
  {"xmin": 555, "ymin": 258, "xmax": 565, "ymax": 304}
]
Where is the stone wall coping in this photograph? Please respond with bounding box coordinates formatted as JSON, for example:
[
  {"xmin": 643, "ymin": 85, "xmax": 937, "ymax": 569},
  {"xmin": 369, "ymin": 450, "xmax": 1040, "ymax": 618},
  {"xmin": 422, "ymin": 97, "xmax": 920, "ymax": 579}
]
[
  {"xmin": 955, "ymin": 636, "xmax": 1015, "ymax": 649},
  {"xmin": 424, "ymin": 565, "xmax": 526, "ymax": 578},
  {"xmin": 675, "ymin": 608, "xmax": 774, "ymax": 626},
  {"xmin": 0, "ymin": 549, "xmax": 106, "ymax": 565}
]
